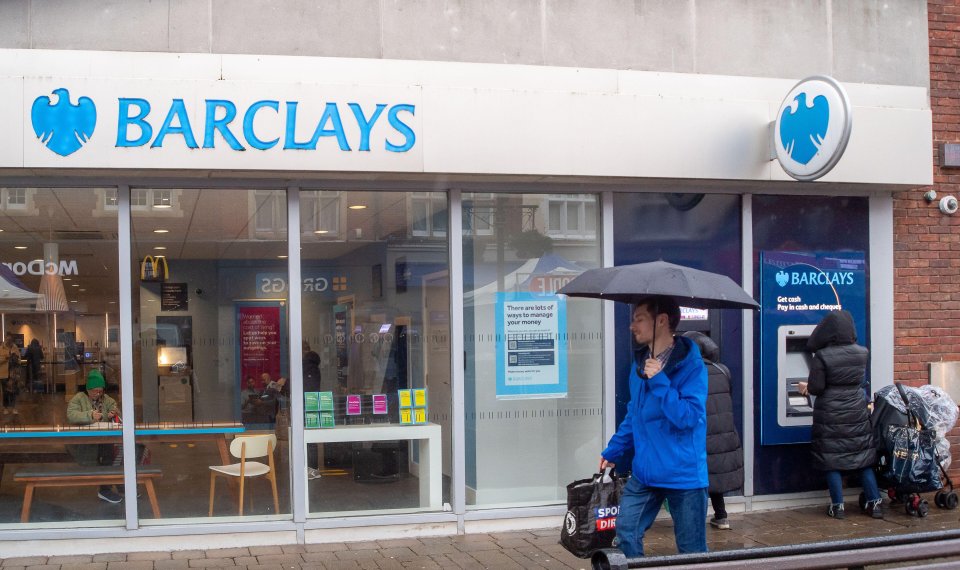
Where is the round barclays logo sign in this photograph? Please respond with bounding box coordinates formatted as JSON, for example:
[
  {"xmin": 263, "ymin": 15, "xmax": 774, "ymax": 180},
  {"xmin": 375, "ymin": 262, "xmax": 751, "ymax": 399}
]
[{"xmin": 774, "ymin": 76, "xmax": 852, "ymax": 181}]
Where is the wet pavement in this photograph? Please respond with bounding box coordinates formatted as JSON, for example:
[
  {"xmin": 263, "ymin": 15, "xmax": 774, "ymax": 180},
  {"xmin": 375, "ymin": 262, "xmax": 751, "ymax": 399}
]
[{"xmin": 1, "ymin": 498, "xmax": 958, "ymax": 569}]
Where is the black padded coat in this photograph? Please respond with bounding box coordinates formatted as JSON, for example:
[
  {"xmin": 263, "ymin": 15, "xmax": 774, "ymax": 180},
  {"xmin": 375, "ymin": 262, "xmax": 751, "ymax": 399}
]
[
  {"xmin": 806, "ymin": 310, "xmax": 875, "ymax": 472},
  {"xmin": 684, "ymin": 332, "xmax": 744, "ymax": 494}
]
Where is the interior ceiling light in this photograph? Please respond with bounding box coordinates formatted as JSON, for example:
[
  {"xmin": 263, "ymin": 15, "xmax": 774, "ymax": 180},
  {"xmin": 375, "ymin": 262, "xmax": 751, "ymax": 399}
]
[
  {"xmin": 348, "ymin": 204, "xmax": 367, "ymax": 210},
  {"xmin": 313, "ymin": 230, "xmax": 329, "ymax": 234},
  {"xmin": 153, "ymin": 229, "xmax": 169, "ymax": 234},
  {"xmin": 277, "ymin": 255, "xmax": 288, "ymax": 259},
  {"xmin": 71, "ymin": 284, "xmax": 79, "ymax": 287},
  {"xmin": 63, "ymin": 278, "xmax": 72, "ymax": 281},
  {"xmin": 13, "ymin": 246, "xmax": 27, "ymax": 250},
  {"xmin": 154, "ymin": 246, "xmax": 167, "ymax": 250}
]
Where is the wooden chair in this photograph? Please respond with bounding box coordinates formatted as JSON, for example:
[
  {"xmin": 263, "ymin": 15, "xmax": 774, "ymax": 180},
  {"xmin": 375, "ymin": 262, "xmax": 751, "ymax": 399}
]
[{"xmin": 208, "ymin": 434, "xmax": 279, "ymax": 516}]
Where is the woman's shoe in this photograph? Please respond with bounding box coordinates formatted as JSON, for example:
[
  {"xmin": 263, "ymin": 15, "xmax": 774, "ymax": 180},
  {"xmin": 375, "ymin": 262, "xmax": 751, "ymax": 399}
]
[
  {"xmin": 865, "ymin": 499, "xmax": 884, "ymax": 519},
  {"xmin": 827, "ymin": 503, "xmax": 845, "ymax": 519}
]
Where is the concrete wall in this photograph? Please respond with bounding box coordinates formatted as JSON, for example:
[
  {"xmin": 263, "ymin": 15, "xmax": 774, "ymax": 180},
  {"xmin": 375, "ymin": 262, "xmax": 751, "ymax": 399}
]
[{"xmin": 0, "ymin": 0, "xmax": 929, "ymax": 87}]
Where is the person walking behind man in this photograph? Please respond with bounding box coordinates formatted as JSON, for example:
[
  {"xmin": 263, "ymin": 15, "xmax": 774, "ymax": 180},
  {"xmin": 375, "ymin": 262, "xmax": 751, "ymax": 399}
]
[
  {"xmin": 798, "ymin": 310, "xmax": 882, "ymax": 520},
  {"xmin": 599, "ymin": 296, "xmax": 709, "ymax": 557},
  {"xmin": 683, "ymin": 331, "xmax": 744, "ymax": 530}
]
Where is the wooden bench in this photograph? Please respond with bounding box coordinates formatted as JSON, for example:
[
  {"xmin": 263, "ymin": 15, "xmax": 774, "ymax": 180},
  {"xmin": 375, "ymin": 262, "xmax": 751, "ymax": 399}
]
[{"xmin": 14, "ymin": 466, "xmax": 162, "ymax": 522}]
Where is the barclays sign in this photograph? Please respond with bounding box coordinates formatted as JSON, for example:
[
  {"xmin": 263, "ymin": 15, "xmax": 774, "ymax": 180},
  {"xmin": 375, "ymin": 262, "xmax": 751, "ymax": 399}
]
[
  {"xmin": 773, "ymin": 76, "xmax": 852, "ymax": 181},
  {"xmin": 30, "ymin": 87, "xmax": 416, "ymax": 158}
]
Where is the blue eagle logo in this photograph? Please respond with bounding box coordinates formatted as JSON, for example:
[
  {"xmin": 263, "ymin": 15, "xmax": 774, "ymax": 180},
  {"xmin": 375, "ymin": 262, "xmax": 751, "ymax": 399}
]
[
  {"xmin": 775, "ymin": 270, "xmax": 789, "ymax": 287},
  {"xmin": 31, "ymin": 88, "xmax": 97, "ymax": 157},
  {"xmin": 779, "ymin": 92, "xmax": 829, "ymax": 165}
]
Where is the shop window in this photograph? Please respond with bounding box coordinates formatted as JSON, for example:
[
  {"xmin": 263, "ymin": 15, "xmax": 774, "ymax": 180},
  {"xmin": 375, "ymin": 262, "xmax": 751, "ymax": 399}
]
[
  {"xmin": 132, "ymin": 188, "xmax": 291, "ymax": 524},
  {"xmin": 104, "ymin": 189, "xmax": 118, "ymax": 208},
  {"xmin": 0, "ymin": 187, "xmax": 122, "ymax": 527},
  {"xmin": 463, "ymin": 191, "xmax": 603, "ymax": 509},
  {"xmin": 300, "ymin": 189, "xmax": 451, "ymax": 517}
]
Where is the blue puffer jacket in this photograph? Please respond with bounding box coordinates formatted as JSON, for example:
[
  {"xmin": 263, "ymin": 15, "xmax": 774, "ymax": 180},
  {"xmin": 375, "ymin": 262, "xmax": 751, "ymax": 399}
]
[{"xmin": 602, "ymin": 336, "xmax": 709, "ymax": 489}]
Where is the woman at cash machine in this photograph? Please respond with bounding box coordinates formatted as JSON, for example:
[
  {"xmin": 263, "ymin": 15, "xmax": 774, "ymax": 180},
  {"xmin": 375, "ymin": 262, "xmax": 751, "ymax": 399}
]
[{"xmin": 798, "ymin": 310, "xmax": 882, "ymax": 520}]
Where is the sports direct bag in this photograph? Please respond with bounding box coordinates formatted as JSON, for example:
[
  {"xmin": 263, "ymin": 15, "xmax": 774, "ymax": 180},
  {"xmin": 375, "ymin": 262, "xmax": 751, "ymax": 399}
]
[{"xmin": 560, "ymin": 469, "xmax": 626, "ymax": 558}]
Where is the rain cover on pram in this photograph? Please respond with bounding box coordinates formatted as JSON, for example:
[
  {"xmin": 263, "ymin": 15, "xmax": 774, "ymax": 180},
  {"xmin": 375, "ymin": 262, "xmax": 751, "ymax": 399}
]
[{"xmin": 874, "ymin": 384, "xmax": 959, "ymax": 472}]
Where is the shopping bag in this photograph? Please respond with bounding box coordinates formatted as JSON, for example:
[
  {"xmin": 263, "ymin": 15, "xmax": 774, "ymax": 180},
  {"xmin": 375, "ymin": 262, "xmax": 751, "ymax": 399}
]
[
  {"xmin": 560, "ymin": 469, "xmax": 626, "ymax": 558},
  {"xmin": 883, "ymin": 423, "xmax": 942, "ymax": 494}
]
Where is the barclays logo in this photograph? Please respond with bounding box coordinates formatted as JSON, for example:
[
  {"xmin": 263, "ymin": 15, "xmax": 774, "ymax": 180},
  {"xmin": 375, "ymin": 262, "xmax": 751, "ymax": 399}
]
[
  {"xmin": 29, "ymin": 87, "xmax": 417, "ymax": 157},
  {"xmin": 775, "ymin": 269, "xmax": 854, "ymax": 287},
  {"xmin": 31, "ymin": 88, "xmax": 97, "ymax": 157},
  {"xmin": 773, "ymin": 76, "xmax": 852, "ymax": 182},
  {"xmin": 779, "ymin": 92, "xmax": 828, "ymax": 166}
]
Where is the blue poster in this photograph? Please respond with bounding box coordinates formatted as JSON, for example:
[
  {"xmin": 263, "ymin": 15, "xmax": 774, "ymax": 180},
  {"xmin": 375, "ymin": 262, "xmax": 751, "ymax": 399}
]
[
  {"xmin": 760, "ymin": 251, "xmax": 867, "ymax": 445},
  {"xmin": 495, "ymin": 292, "xmax": 568, "ymax": 399}
]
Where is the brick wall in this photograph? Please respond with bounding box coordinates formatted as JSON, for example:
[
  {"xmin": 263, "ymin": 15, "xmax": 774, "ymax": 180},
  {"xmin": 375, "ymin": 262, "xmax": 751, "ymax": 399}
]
[{"xmin": 896, "ymin": 0, "xmax": 960, "ymax": 482}]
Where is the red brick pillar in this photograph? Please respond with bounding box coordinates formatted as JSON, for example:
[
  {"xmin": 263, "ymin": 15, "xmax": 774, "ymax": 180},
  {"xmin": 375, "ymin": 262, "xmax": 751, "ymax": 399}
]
[{"xmin": 894, "ymin": 1, "xmax": 960, "ymax": 483}]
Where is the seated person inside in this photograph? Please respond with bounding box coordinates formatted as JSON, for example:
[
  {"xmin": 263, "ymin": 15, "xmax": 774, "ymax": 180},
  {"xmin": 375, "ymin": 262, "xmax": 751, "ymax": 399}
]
[{"xmin": 66, "ymin": 370, "xmax": 122, "ymax": 504}]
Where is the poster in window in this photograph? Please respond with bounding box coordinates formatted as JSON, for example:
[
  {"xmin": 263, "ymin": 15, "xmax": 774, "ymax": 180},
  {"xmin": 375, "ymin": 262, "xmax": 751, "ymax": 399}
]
[
  {"xmin": 236, "ymin": 302, "xmax": 287, "ymax": 393},
  {"xmin": 495, "ymin": 292, "xmax": 568, "ymax": 399}
]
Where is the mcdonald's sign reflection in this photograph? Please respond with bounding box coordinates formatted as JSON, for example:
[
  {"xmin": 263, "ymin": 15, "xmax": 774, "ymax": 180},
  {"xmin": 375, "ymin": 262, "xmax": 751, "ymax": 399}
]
[{"xmin": 140, "ymin": 255, "xmax": 169, "ymax": 282}]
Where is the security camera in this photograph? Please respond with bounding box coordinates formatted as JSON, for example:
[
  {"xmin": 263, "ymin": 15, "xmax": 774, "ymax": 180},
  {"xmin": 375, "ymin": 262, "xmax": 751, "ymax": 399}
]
[
  {"xmin": 939, "ymin": 195, "xmax": 959, "ymax": 215},
  {"xmin": 195, "ymin": 288, "xmax": 203, "ymax": 295}
]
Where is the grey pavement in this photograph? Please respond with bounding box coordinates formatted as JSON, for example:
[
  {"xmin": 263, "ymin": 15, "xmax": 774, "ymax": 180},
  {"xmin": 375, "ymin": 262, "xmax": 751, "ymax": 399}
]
[{"xmin": 2, "ymin": 499, "xmax": 959, "ymax": 569}]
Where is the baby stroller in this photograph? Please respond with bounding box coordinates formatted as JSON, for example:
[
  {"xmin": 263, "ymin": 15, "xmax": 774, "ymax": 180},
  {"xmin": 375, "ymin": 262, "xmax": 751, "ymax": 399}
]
[{"xmin": 867, "ymin": 382, "xmax": 959, "ymax": 517}]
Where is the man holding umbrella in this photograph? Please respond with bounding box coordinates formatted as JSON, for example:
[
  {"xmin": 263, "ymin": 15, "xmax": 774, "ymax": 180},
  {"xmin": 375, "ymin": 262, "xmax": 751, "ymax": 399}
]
[
  {"xmin": 598, "ymin": 295, "xmax": 709, "ymax": 556},
  {"xmin": 559, "ymin": 260, "xmax": 758, "ymax": 558}
]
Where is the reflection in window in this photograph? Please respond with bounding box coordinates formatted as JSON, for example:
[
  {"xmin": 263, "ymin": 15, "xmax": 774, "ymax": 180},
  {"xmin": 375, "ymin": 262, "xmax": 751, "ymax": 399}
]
[
  {"xmin": 133, "ymin": 188, "xmax": 291, "ymax": 523},
  {"xmin": 5, "ymin": 188, "xmax": 27, "ymax": 209},
  {"xmin": 301, "ymin": 191, "xmax": 341, "ymax": 237},
  {"xmin": 463, "ymin": 192, "xmax": 603, "ymax": 508},
  {"xmin": 254, "ymin": 191, "xmax": 288, "ymax": 235},
  {"xmin": 0, "ymin": 187, "xmax": 122, "ymax": 526},
  {"xmin": 545, "ymin": 194, "xmax": 596, "ymax": 239},
  {"xmin": 411, "ymin": 192, "xmax": 447, "ymax": 237},
  {"xmin": 301, "ymin": 189, "xmax": 451, "ymax": 517}
]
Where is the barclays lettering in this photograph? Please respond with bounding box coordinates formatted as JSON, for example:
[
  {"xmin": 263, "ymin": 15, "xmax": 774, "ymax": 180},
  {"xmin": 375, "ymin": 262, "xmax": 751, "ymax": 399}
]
[
  {"xmin": 2, "ymin": 259, "xmax": 78, "ymax": 276},
  {"xmin": 116, "ymin": 97, "xmax": 416, "ymax": 153},
  {"xmin": 790, "ymin": 271, "xmax": 853, "ymax": 286}
]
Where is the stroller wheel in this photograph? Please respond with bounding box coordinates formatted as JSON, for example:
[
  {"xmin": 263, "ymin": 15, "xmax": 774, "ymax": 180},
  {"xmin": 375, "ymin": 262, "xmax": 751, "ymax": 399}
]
[
  {"xmin": 918, "ymin": 500, "xmax": 930, "ymax": 517},
  {"xmin": 946, "ymin": 492, "xmax": 959, "ymax": 510},
  {"xmin": 935, "ymin": 491, "xmax": 946, "ymax": 508},
  {"xmin": 858, "ymin": 492, "xmax": 867, "ymax": 510}
]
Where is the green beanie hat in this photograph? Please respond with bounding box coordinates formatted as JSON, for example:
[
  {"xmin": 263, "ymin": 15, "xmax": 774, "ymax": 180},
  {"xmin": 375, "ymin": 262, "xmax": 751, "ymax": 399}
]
[{"xmin": 86, "ymin": 370, "xmax": 105, "ymax": 390}]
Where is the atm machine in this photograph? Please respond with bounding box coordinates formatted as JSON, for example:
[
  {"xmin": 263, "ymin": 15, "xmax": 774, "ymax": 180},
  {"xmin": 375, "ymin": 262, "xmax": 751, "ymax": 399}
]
[
  {"xmin": 776, "ymin": 324, "xmax": 816, "ymax": 428},
  {"xmin": 157, "ymin": 346, "xmax": 194, "ymax": 422}
]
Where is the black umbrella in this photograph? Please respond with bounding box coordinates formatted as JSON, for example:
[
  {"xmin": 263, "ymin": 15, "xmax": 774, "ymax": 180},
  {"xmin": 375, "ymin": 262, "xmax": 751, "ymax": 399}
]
[{"xmin": 556, "ymin": 260, "xmax": 759, "ymax": 310}]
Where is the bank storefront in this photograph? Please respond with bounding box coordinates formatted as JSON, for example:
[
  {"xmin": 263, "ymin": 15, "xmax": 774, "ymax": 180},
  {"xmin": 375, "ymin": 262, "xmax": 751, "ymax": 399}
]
[{"xmin": 0, "ymin": 49, "xmax": 931, "ymax": 554}]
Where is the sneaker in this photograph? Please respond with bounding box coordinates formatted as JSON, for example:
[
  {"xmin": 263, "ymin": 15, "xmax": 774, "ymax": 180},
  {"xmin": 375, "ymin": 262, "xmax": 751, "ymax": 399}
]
[
  {"xmin": 11, "ymin": 409, "xmax": 18, "ymax": 415},
  {"xmin": 307, "ymin": 468, "xmax": 322, "ymax": 480},
  {"xmin": 709, "ymin": 517, "xmax": 730, "ymax": 530},
  {"xmin": 827, "ymin": 503, "xmax": 845, "ymax": 519},
  {"xmin": 866, "ymin": 499, "xmax": 884, "ymax": 519},
  {"xmin": 98, "ymin": 489, "xmax": 123, "ymax": 504}
]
